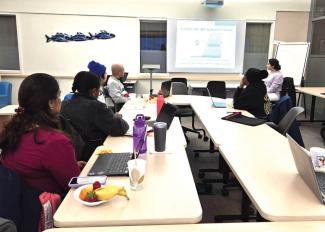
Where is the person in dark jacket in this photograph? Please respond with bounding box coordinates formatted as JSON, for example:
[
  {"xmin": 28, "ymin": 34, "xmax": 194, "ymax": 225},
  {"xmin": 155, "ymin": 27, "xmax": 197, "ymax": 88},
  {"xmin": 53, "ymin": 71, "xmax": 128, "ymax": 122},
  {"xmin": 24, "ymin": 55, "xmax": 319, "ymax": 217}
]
[
  {"xmin": 61, "ymin": 71, "xmax": 129, "ymax": 161},
  {"xmin": 233, "ymin": 68, "xmax": 272, "ymax": 118}
]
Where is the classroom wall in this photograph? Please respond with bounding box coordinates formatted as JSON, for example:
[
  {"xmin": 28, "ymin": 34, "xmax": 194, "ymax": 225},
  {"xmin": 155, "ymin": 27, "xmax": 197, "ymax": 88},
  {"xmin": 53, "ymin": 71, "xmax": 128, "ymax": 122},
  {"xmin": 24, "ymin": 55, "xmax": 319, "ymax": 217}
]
[{"xmin": 0, "ymin": 0, "xmax": 311, "ymax": 104}]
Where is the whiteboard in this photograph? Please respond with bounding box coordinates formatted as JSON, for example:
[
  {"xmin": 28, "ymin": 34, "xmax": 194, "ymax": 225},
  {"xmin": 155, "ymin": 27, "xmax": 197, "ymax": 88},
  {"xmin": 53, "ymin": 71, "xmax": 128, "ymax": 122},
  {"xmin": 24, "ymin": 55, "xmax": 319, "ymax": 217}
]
[{"xmin": 275, "ymin": 42, "xmax": 309, "ymax": 86}]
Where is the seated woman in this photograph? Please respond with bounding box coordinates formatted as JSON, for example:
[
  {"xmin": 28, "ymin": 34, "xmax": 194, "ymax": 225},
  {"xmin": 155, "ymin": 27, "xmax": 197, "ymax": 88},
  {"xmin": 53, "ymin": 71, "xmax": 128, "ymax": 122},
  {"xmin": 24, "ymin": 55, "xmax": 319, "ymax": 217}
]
[
  {"xmin": 60, "ymin": 71, "xmax": 129, "ymax": 161},
  {"xmin": 0, "ymin": 73, "xmax": 80, "ymax": 195},
  {"xmin": 264, "ymin": 58, "xmax": 284, "ymax": 101},
  {"xmin": 233, "ymin": 68, "xmax": 272, "ymax": 118}
]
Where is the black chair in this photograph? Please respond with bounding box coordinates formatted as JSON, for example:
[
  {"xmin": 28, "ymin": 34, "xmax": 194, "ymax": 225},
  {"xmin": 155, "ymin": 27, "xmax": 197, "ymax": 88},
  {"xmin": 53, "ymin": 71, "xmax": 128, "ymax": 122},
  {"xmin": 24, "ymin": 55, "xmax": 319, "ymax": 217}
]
[
  {"xmin": 195, "ymin": 81, "xmax": 226, "ymax": 159},
  {"xmin": 171, "ymin": 82, "xmax": 208, "ymax": 143},
  {"xmin": 203, "ymin": 81, "xmax": 226, "ymax": 98},
  {"xmin": 102, "ymin": 86, "xmax": 125, "ymax": 112},
  {"xmin": 171, "ymin": 77, "xmax": 187, "ymax": 85},
  {"xmin": 195, "ymin": 81, "xmax": 229, "ymax": 192},
  {"xmin": 266, "ymin": 106, "xmax": 304, "ymax": 135},
  {"xmin": 160, "ymin": 80, "xmax": 171, "ymax": 98},
  {"xmin": 280, "ymin": 77, "xmax": 296, "ymax": 107}
]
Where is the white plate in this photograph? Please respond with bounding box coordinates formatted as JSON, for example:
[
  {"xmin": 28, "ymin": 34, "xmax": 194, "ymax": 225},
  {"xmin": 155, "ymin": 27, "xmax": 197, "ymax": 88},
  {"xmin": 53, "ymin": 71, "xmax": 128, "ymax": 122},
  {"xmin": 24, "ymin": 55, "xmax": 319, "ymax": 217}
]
[{"xmin": 73, "ymin": 185, "xmax": 108, "ymax": 206}]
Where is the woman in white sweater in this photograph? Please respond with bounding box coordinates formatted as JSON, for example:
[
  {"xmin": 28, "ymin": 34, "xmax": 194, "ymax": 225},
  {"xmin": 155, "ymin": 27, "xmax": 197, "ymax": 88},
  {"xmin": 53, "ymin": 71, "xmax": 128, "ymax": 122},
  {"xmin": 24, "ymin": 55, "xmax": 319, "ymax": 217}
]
[{"xmin": 264, "ymin": 58, "xmax": 284, "ymax": 101}]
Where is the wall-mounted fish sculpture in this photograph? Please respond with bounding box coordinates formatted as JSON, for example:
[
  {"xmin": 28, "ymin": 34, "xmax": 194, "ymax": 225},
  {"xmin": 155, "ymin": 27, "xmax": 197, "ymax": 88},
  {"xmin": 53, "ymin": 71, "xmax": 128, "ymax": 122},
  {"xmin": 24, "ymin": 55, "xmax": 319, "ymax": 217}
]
[
  {"xmin": 45, "ymin": 30, "xmax": 115, "ymax": 43},
  {"xmin": 45, "ymin": 33, "xmax": 70, "ymax": 42},
  {"xmin": 70, "ymin": 32, "xmax": 92, "ymax": 41},
  {"xmin": 89, "ymin": 30, "xmax": 116, "ymax": 40}
]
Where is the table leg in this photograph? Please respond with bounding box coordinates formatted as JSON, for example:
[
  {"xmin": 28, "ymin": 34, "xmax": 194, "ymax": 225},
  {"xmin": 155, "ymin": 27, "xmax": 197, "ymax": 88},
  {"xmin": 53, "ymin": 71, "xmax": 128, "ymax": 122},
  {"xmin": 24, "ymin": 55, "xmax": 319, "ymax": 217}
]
[{"xmin": 310, "ymin": 96, "xmax": 316, "ymax": 122}]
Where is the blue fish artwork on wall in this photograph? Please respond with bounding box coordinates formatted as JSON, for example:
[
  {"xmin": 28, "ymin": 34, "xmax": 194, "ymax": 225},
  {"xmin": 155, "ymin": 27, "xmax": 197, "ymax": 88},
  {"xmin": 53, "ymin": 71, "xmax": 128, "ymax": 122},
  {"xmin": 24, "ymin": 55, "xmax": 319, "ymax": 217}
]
[
  {"xmin": 45, "ymin": 33, "xmax": 70, "ymax": 42},
  {"xmin": 89, "ymin": 30, "xmax": 116, "ymax": 40},
  {"xmin": 45, "ymin": 30, "xmax": 115, "ymax": 43}
]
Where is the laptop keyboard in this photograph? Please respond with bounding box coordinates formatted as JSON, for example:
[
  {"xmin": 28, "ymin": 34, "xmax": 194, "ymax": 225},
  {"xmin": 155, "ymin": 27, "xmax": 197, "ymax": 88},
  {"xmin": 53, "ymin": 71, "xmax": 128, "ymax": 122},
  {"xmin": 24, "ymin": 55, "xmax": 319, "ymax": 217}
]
[
  {"xmin": 315, "ymin": 172, "xmax": 325, "ymax": 194},
  {"xmin": 88, "ymin": 152, "xmax": 133, "ymax": 176}
]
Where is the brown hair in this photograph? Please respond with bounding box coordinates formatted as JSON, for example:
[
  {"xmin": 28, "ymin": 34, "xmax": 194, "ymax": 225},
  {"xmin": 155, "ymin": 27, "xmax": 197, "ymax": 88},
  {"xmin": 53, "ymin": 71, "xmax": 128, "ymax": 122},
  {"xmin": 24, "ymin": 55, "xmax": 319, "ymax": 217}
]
[{"xmin": 0, "ymin": 73, "xmax": 60, "ymax": 151}]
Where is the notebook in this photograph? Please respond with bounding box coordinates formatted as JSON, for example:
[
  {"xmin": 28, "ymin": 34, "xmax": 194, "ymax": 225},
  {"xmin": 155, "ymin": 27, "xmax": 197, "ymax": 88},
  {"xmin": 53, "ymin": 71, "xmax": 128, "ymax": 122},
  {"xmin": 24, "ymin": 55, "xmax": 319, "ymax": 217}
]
[
  {"xmin": 221, "ymin": 112, "xmax": 266, "ymax": 126},
  {"xmin": 287, "ymin": 134, "xmax": 325, "ymax": 204},
  {"xmin": 207, "ymin": 88, "xmax": 226, "ymax": 108}
]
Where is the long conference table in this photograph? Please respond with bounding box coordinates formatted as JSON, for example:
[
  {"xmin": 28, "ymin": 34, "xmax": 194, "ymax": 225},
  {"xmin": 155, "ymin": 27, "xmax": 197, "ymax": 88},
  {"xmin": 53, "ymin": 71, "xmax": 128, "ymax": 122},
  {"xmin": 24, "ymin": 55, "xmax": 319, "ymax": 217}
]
[
  {"xmin": 295, "ymin": 87, "xmax": 325, "ymax": 122},
  {"xmin": 51, "ymin": 95, "xmax": 325, "ymax": 228},
  {"xmin": 45, "ymin": 221, "xmax": 325, "ymax": 232}
]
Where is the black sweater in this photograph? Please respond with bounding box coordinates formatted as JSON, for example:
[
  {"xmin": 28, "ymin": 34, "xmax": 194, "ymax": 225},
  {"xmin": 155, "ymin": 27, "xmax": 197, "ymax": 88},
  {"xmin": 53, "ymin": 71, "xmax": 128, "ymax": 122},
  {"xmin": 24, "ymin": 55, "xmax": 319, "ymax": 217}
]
[
  {"xmin": 233, "ymin": 82, "xmax": 271, "ymax": 118},
  {"xmin": 61, "ymin": 93, "xmax": 129, "ymax": 141}
]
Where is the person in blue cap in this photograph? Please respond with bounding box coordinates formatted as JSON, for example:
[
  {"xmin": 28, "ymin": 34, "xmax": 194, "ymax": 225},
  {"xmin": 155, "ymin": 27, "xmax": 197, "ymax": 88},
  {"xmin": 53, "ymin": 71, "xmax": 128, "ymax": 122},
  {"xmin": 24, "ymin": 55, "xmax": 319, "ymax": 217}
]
[
  {"xmin": 63, "ymin": 61, "xmax": 108, "ymax": 103},
  {"xmin": 87, "ymin": 60, "xmax": 108, "ymax": 104},
  {"xmin": 87, "ymin": 60, "xmax": 108, "ymax": 86}
]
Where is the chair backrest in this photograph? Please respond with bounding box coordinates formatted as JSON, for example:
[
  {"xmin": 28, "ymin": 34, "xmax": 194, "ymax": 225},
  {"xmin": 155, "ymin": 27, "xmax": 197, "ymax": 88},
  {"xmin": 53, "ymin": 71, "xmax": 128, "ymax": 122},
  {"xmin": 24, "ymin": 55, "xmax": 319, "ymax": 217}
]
[
  {"xmin": 0, "ymin": 166, "xmax": 41, "ymax": 232},
  {"xmin": 171, "ymin": 77, "xmax": 187, "ymax": 86},
  {"xmin": 278, "ymin": 106, "xmax": 304, "ymax": 135},
  {"xmin": 171, "ymin": 82, "xmax": 188, "ymax": 95},
  {"xmin": 103, "ymin": 86, "xmax": 116, "ymax": 112},
  {"xmin": 0, "ymin": 82, "xmax": 12, "ymax": 108},
  {"xmin": 63, "ymin": 92, "xmax": 74, "ymax": 101},
  {"xmin": 206, "ymin": 81, "xmax": 226, "ymax": 99},
  {"xmin": 160, "ymin": 80, "xmax": 171, "ymax": 97},
  {"xmin": 280, "ymin": 77, "xmax": 296, "ymax": 106}
]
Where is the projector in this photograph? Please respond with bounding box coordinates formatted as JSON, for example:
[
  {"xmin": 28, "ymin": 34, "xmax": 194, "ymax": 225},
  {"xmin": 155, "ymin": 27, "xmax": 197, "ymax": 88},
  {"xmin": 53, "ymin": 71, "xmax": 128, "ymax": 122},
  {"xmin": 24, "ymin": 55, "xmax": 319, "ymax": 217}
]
[{"xmin": 202, "ymin": 0, "xmax": 224, "ymax": 8}]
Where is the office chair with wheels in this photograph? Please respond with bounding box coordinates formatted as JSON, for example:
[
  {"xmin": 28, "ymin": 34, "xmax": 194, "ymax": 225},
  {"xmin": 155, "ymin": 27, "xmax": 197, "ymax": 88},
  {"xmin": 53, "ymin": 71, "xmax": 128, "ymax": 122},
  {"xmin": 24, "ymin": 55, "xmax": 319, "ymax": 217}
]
[
  {"xmin": 267, "ymin": 96, "xmax": 305, "ymax": 147},
  {"xmin": 196, "ymin": 81, "xmax": 227, "ymax": 181},
  {"xmin": 161, "ymin": 80, "xmax": 171, "ymax": 97},
  {"xmin": 171, "ymin": 82, "xmax": 208, "ymax": 143},
  {"xmin": 266, "ymin": 106, "xmax": 304, "ymax": 135}
]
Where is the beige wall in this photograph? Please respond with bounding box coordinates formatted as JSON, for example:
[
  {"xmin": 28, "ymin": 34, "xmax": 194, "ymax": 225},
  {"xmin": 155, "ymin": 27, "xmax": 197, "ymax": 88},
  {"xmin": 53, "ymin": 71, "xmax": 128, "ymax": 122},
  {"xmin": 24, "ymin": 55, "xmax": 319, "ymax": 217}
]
[
  {"xmin": 0, "ymin": 0, "xmax": 311, "ymax": 20},
  {"xmin": 0, "ymin": 0, "xmax": 311, "ymax": 103},
  {"xmin": 274, "ymin": 11, "xmax": 309, "ymax": 42}
]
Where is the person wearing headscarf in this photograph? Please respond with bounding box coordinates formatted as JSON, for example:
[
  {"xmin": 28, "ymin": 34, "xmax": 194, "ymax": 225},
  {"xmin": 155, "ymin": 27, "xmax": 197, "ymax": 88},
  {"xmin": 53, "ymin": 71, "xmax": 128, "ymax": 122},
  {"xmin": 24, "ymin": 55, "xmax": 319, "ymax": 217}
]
[{"xmin": 233, "ymin": 68, "xmax": 272, "ymax": 118}]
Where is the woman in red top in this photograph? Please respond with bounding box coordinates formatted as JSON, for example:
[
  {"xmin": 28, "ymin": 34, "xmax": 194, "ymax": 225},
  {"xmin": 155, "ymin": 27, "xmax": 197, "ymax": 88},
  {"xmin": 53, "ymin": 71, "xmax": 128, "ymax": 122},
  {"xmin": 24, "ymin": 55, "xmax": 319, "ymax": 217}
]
[{"xmin": 0, "ymin": 73, "xmax": 80, "ymax": 195}]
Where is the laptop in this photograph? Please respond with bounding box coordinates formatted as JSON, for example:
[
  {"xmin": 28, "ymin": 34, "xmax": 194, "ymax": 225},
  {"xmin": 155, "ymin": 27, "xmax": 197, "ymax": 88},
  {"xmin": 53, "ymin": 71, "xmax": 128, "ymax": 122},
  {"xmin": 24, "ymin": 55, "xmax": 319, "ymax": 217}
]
[
  {"xmin": 146, "ymin": 102, "xmax": 177, "ymax": 130},
  {"xmin": 207, "ymin": 88, "xmax": 226, "ymax": 108},
  {"xmin": 88, "ymin": 128, "xmax": 147, "ymax": 176},
  {"xmin": 287, "ymin": 134, "xmax": 325, "ymax": 204}
]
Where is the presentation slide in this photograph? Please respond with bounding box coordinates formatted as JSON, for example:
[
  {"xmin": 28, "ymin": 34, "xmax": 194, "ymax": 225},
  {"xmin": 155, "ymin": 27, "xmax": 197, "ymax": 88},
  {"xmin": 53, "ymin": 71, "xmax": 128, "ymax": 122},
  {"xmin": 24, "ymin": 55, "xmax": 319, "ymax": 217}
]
[
  {"xmin": 175, "ymin": 20, "xmax": 236, "ymax": 69},
  {"xmin": 167, "ymin": 19, "xmax": 246, "ymax": 73}
]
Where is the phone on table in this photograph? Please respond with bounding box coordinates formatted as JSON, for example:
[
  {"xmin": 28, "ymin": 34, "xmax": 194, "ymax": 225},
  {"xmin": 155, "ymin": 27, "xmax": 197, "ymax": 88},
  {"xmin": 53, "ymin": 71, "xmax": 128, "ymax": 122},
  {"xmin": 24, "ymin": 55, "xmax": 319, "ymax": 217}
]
[{"xmin": 68, "ymin": 176, "xmax": 107, "ymax": 188}]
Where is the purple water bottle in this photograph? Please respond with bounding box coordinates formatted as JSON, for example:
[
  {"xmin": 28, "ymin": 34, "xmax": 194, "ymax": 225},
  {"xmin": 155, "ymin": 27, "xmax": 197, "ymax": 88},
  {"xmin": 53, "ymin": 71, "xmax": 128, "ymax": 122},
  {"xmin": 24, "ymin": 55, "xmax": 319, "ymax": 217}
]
[{"xmin": 133, "ymin": 114, "xmax": 147, "ymax": 156}]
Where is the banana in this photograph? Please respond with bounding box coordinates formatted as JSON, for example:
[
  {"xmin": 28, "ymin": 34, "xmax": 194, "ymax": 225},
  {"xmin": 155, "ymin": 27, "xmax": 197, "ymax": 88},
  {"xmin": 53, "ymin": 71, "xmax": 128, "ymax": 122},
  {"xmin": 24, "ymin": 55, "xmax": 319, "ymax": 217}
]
[{"xmin": 95, "ymin": 185, "xmax": 129, "ymax": 201}]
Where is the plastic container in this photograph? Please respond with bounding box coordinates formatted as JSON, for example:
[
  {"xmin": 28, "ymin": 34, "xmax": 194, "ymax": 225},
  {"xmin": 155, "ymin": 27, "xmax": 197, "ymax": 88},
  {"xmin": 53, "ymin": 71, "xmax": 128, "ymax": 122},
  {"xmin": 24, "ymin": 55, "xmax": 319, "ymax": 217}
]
[{"xmin": 133, "ymin": 114, "xmax": 147, "ymax": 155}]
